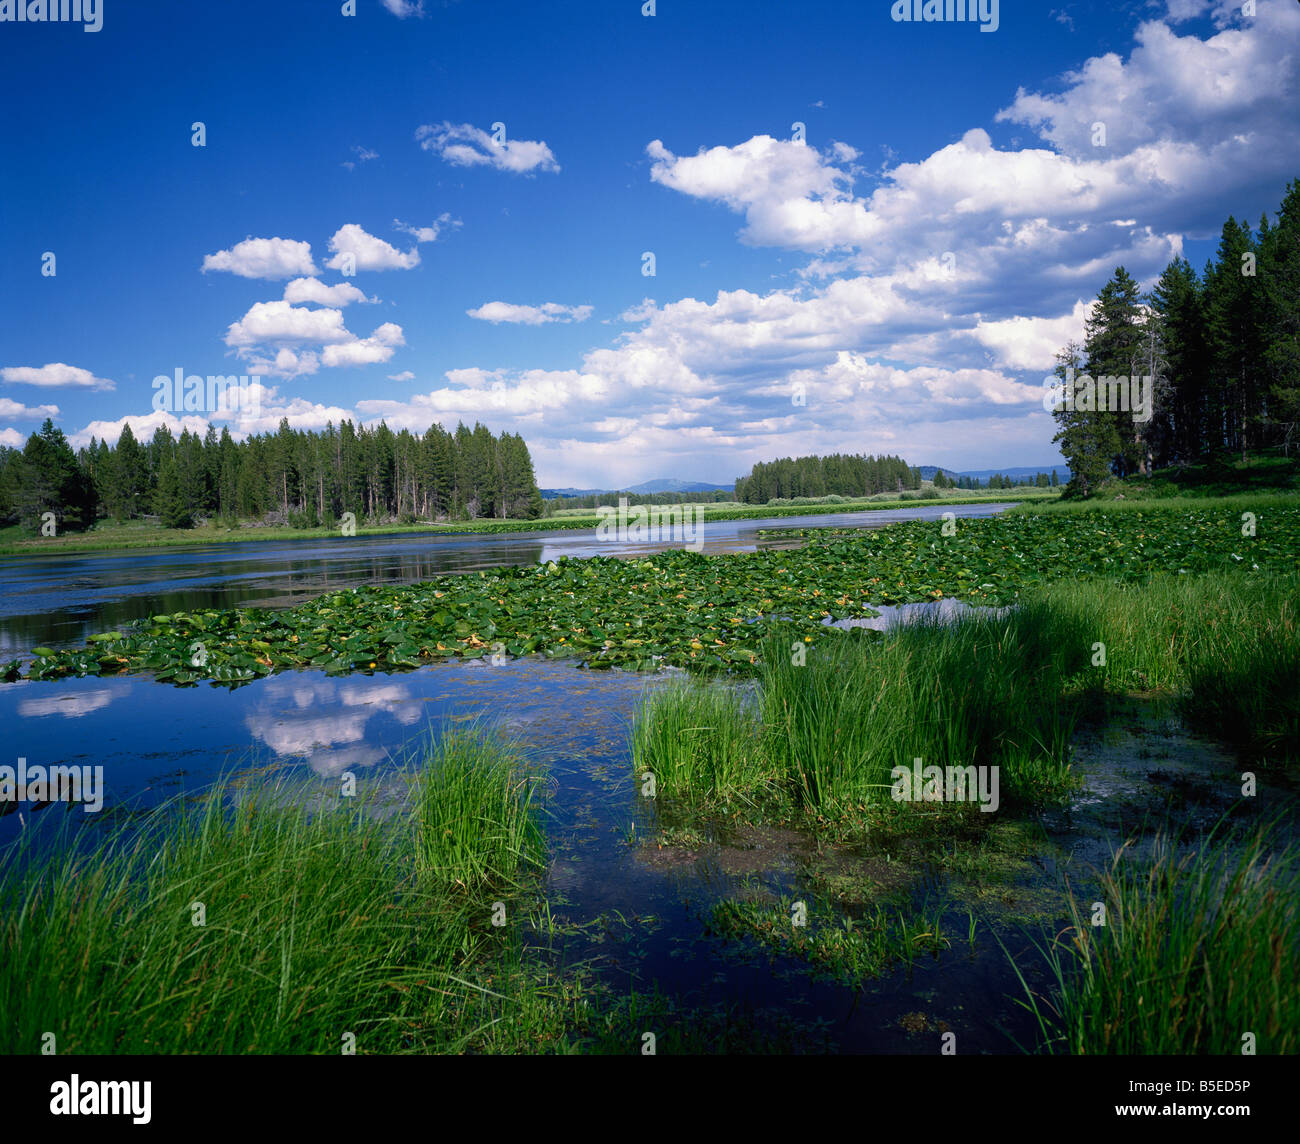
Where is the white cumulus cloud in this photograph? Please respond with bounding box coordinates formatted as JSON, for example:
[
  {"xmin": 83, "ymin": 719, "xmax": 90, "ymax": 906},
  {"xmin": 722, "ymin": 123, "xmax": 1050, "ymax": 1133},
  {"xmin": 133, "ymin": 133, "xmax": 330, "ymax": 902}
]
[
  {"xmin": 201, "ymin": 237, "xmax": 319, "ymax": 280},
  {"xmin": 0, "ymin": 397, "xmax": 60, "ymax": 420},
  {"xmin": 282, "ymin": 278, "xmax": 373, "ymax": 307},
  {"xmin": 225, "ymin": 301, "xmax": 355, "ymax": 348},
  {"xmin": 325, "ymin": 223, "xmax": 420, "ymax": 271},
  {"xmin": 2, "ymin": 363, "xmax": 115, "ymax": 391}
]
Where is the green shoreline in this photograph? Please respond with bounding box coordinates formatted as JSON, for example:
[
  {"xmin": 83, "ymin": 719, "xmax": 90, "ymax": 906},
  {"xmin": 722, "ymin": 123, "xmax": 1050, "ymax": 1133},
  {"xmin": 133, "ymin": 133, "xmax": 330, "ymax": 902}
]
[{"xmin": 0, "ymin": 490, "xmax": 1057, "ymax": 557}]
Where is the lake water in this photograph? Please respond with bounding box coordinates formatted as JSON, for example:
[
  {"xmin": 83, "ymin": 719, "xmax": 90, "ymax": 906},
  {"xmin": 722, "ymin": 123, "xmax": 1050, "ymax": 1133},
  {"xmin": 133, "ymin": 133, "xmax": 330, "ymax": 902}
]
[
  {"xmin": 1, "ymin": 500, "xmax": 1055, "ymax": 1052},
  {"xmin": 0, "ymin": 503, "xmax": 1015, "ymax": 653}
]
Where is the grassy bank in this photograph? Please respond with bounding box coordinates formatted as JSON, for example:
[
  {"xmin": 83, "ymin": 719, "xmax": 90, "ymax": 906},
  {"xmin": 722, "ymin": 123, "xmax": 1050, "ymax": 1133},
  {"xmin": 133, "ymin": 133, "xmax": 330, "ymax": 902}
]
[
  {"xmin": 1038, "ymin": 570, "xmax": 1299, "ymax": 764},
  {"xmin": 1011, "ymin": 489, "xmax": 1300, "ymax": 516},
  {"xmin": 0, "ymin": 515, "xmax": 604, "ymax": 556},
  {"xmin": 1082, "ymin": 450, "xmax": 1300, "ymax": 502}
]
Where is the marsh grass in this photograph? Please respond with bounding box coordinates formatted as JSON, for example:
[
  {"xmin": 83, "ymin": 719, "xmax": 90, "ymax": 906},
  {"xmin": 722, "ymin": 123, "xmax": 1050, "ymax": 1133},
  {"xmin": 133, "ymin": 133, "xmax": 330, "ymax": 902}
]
[
  {"xmin": 1026, "ymin": 570, "xmax": 1299, "ymax": 764},
  {"xmin": 413, "ymin": 726, "xmax": 547, "ymax": 891},
  {"xmin": 631, "ymin": 680, "xmax": 771, "ymax": 807},
  {"xmin": 634, "ymin": 606, "xmax": 1090, "ymax": 828},
  {"xmin": 764, "ymin": 612, "xmax": 1086, "ymax": 813},
  {"xmin": 1007, "ymin": 825, "xmax": 1300, "ymax": 1054},
  {"xmin": 635, "ymin": 564, "xmax": 1299, "ymax": 836},
  {"xmin": 0, "ymin": 727, "xmax": 553, "ymax": 1054}
]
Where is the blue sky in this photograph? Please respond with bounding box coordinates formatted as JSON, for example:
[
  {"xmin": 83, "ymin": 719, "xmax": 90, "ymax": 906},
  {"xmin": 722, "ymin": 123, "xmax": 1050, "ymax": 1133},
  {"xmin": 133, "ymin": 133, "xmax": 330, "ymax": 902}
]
[{"xmin": 2, "ymin": 0, "xmax": 1297, "ymax": 487}]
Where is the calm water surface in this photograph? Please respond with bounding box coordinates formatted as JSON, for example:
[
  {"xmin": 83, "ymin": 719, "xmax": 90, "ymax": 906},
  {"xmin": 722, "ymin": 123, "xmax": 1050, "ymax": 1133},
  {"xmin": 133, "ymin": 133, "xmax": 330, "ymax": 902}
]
[
  {"xmin": 0, "ymin": 503, "xmax": 1014, "ymax": 653},
  {"xmin": 0, "ymin": 655, "xmax": 1050, "ymax": 1052},
  {"xmin": 2, "ymin": 501, "xmax": 1057, "ymax": 1052}
]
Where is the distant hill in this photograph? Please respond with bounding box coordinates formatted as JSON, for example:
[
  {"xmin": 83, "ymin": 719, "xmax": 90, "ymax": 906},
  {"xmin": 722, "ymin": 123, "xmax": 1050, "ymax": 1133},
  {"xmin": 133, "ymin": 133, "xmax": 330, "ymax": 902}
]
[
  {"xmin": 541, "ymin": 479, "xmax": 733, "ymax": 499},
  {"xmin": 625, "ymin": 478, "xmax": 733, "ymax": 495}
]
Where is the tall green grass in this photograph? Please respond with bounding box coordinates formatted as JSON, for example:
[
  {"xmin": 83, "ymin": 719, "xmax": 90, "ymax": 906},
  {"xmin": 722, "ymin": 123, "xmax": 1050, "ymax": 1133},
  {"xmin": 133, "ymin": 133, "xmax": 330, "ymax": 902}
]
[
  {"xmin": 1025, "ymin": 570, "xmax": 1299, "ymax": 764},
  {"xmin": 631, "ymin": 681, "xmax": 770, "ymax": 805},
  {"xmin": 635, "ymin": 608, "xmax": 1091, "ymax": 823},
  {"xmin": 1009, "ymin": 826, "xmax": 1299, "ymax": 1054},
  {"xmin": 634, "ymin": 567, "xmax": 1300, "ymax": 826},
  {"xmin": 0, "ymin": 728, "xmax": 549, "ymax": 1054},
  {"xmin": 760, "ymin": 613, "xmax": 1086, "ymax": 812},
  {"xmin": 414, "ymin": 727, "xmax": 547, "ymax": 890}
]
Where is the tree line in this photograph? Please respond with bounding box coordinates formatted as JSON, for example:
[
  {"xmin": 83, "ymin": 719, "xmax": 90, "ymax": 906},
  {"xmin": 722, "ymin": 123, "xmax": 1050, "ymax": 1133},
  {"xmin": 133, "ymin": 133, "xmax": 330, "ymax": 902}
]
[
  {"xmin": 734, "ymin": 453, "xmax": 922, "ymax": 503},
  {"xmin": 1052, "ymin": 179, "xmax": 1300, "ymax": 496},
  {"xmin": 542, "ymin": 488, "xmax": 737, "ymax": 513},
  {"xmin": 0, "ymin": 417, "xmax": 544, "ymax": 532},
  {"xmin": 932, "ymin": 470, "xmax": 1059, "ymax": 490}
]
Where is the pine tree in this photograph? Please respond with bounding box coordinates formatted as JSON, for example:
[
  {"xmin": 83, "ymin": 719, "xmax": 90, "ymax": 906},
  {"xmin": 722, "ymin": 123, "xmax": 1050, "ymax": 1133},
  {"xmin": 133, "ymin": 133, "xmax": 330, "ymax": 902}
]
[
  {"xmin": 217, "ymin": 427, "xmax": 239, "ymax": 520},
  {"xmin": 1203, "ymin": 217, "xmax": 1265, "ymax": 461},
  {"xmin": 112, "ymin": 422, "xmax": 148, "ymax": 519},
  {"xmin": 1052, "ymin": 340, "xmax": 1111, "ymax": 498},
  {"xmin": 177, "ymin": 428, "xmax": 207, "ymax": 520},
  {"xmin": 1259, "ymin": 180, "xmax": 1300, "ymax": 452},
  {"xmin": 201, "ymin": 424, "xmax": 220, "ymax": 514},
  {"xmin": 1148, "ymin": 257, "xmax": 1207, "ymax": 463},
  {"xmin": 499, "ymin": 433, "xmax": 543, "ymax": 518},
  {"xmin": 1084, "ymin": 267, "xmax": 1146, "ymax": 477},
  {"xmin": 18, "ymin": 419, "xmax": 97, "ymax": 531},
  {"xmin": 155, "ymin": 447, "xmax": 193, "ymax": 529}
]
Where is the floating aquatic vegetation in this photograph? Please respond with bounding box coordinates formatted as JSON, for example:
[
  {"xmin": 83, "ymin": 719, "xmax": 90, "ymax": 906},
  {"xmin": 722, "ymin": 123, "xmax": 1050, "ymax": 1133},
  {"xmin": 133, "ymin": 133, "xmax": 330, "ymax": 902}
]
[{"xmin": 7, "ymin": 505, "xmax": 1295, "ymax": 686}]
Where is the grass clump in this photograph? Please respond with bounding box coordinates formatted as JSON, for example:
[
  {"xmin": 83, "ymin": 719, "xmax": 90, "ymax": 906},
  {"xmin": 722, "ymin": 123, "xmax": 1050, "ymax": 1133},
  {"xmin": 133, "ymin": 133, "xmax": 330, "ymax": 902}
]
[
  {"xmin": 762, "ymin": 611, "xmax": 1086, "ymax": 813},
  {"xmin": 0, "ymin": 728, "xmax": 550, "ymax": 1054},
  {"xmin": 631, "ymin": 681, "xmax": 769, "ymax": 807},
  {"xmin": 634, "ymin": 607, "xmax": 1090, "ymax": 828},
  {"xmin": 1010, "ymin": 826, "xmax": 1300, "ymax": 1054},
  {"xmin": 413, "ymin": 726, "xmax": 546, "ymax": 891}
]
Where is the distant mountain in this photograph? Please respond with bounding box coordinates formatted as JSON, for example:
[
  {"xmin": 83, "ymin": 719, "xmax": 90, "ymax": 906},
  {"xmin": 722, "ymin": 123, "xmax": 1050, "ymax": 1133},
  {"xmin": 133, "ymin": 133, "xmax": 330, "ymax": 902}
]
[
  {"xmin": 624, "ymin": 478, "xmax": 733, "ymax": 495},
  {"xmin": 541, "ymin": 479, "xmax": 733, "ymax": 499},
  {"xmin": 540, "ymin": 487, "xmax": 606, "ymax": 499}
]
